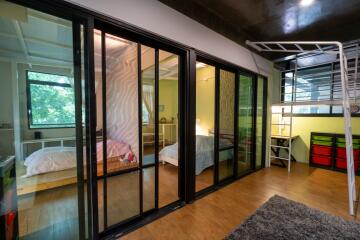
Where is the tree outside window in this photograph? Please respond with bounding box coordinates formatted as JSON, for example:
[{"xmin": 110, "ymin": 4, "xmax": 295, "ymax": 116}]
[{"xmin": 27, "ymin": 71, "xmax": 75, "ymax": 128}]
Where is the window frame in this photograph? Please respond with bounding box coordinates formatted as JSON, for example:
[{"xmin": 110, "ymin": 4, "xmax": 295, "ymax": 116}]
[
  {"xmin": 280, "ymin": 63, "xmax": 360, "ymax": 117},
  {"xmin": 26, "ymin": 70, "xmax": 76, "ymax": 129}
]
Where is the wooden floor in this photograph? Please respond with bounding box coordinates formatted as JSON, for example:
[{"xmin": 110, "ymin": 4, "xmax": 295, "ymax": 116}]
[
  {"xmin": 122, "ymin": 162, "xmax": 360, "ymax": 240},
  {"xmin": 18, "ymin": 162, "xmax": 188, "ymax": 238}
]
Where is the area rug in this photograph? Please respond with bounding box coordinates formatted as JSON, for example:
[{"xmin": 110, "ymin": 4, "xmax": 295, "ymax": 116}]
[{"xmin": 225, "ymin": 195, "xmax": 360, "ymax": 240}]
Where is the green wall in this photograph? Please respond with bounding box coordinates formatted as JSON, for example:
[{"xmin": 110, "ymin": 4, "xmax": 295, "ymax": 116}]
[
  {"xmin": 291, "ymin": 117, "xmax": 360, "ymax": 163},
  {"xmin": 195, "ymin": 66, "xmax": 215, "ymax": 134}
]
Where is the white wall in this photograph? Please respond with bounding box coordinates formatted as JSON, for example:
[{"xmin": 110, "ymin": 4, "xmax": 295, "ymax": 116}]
[
  {"xmin": 0, "ymin": 60, "xmax": 14, "ymax": 155},
  {"xmin": 66, "ymin": 0, "xmax": 273, "ymax": 77}
]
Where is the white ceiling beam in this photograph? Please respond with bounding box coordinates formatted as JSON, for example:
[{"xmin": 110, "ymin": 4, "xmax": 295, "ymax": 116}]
[
  {"xmin": 0, "ymin": 55, "xmax": 72, "ymax": 69},
  {"xmin": 0, "ymin": 31, "xmax": 72, "ymax": 49},
  {"xmin": 0, "ymin": 47, "xmax": 72, "ymax": 67},
  {"xmin": 12, "ymin": 20, "xmax": 28, "ymax": 58},
  {"xmin": 27, "ymin": 9, "xmax": 72, "ymax": 29},
  {"xmin": 29, "ymin": 50, "xmax": 72, "ymax": 63},
  {"xmin": 0, "ymin": 46, "xmax": 71, "ymax": 64}
]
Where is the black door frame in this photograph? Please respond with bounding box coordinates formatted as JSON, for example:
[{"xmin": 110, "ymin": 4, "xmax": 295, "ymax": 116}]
[
  {"xmin": 7, "ymin": 0, "xmax": 268, "ymax": 239},
  {"xmin": 237, "ymin": 71, "xmax": 257, "ymax": 177},
  {"xmin": 193, "ymin": 51, "xmax": 269, "ymax": 198},
  {"xmin": 216, "ymin": 67, "xmax": 238, "ymax": 183},
  {"xmin": 92, "ymin": 24, "xmax": 188, "ymax": 238},
  {"xmin": 6, "ymin": 0, "xmax": 97, "ymax": 238}
]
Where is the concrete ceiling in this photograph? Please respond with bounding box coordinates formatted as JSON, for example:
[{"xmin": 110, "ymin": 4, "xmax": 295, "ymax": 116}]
[{"xmin": 159, "ymin": 0, "xmax": 360, "ymax": 60}]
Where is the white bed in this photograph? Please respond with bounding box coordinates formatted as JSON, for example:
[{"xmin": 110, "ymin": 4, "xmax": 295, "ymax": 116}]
[
  {"xmin": 159, "ymin": 135, "xmax": 216, "ymax": 175},
  {"xmin": 23, "ymin": 139, "xmax": 136, "ymax": 177}
]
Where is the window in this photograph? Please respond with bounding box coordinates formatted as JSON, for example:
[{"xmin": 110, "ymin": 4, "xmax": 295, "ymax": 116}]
[
  {"xmin": 142, "ymin": 102, "xmax": 150, "ymax": 124},
  {"xmin": 27, "ymin": 71, "xmax": 75, "ymax": 128},
  {"xmin": 281, "ymin": 63, "xmax": 360, "ymax": 115},
  {"xmin": 142, "ymin": 84, "xmax": 154, "ymax": 125}
]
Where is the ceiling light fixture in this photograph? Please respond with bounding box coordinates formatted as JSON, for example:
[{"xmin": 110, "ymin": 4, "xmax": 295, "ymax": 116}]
[{"xmin": 300, "ymin": 0, "xmax": 314, "ymax": 7}]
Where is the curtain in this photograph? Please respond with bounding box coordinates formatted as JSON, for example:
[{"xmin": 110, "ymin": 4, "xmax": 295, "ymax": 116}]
[{"xmin": 142, "ymin": 84, "xmax": 154, "ymax": 124}]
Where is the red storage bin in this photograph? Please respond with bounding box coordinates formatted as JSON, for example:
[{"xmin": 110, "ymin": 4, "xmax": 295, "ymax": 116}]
[
  {"xmin": 311, "ymin": 155, "xmax": 332, "ymax": 166},
  {"xmin": 336, "ymin": 158, "xmax": 360, "ymax": 170},
  {"xmin": 336, "ymin": 148, "xmax": 360, "ymax": 160},
  {"xmin": 5, "ymin": 212, "xmax": 16, "ymax": 240},
  {"xmin": 312, "ymin": 145, "xmax": 333, "ymax": 156}
]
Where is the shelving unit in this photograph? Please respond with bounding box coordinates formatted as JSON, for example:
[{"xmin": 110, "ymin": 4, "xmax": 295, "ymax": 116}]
[
  {"xmin": 269, "ymin": 105, "xmax": 293, "ymax": 172},
  {"xmin": 309, "ymin": 132, "xmax": 360, "ymax": 175}
]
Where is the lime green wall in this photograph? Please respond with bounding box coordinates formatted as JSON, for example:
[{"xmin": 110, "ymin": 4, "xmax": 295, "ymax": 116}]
[
  {"xmin": 159, "ymin": 79, "xmax": 178, "ymax": 121},
  {"xmin": 291, "ymin": 117, "xmax": 360, "ymax": 163},
  {"xmin": 196, "ymin": 66, "xmax": 215, "ymax": 134}
]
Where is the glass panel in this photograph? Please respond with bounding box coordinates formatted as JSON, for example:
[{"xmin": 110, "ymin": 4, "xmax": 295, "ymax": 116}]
[
  {"xmin": 219, "ymin": 148, "xmax": 234, "ymax": 180},
  {"xmin": 143, "ymin": 167, "xmax": 155, "ymax": 212},
  {"xmin": 195, "ymin": 62, "xmax": 215, "ymax": 191},
  {"xmin": 106, "ymin": 171, "xmax": 140, "ymax": 225},
  {"xmin": 256, "ymin": 77, "xmax": 264, "ymax": 169},
  {"xmin": 283, "ymin": 65, "xmax": 333, "ymax": 114},
  {"xmin": 93, "ymin": 29, "xmax": 104, "ymax": 232},
  {"xmin": 105, "ymin": 33, "xmax": 139, "ymax": 173},
  {"xmin": 218, "ymin": 69, "xmax": 235, "ymax": 180},
  {"xmin": 293, "ymin": 105, "xmax": 330, "ymax": 114},
  {"xmin": 80, "ymin": 24, "xmax": 89, "ymax": 239},
  {"xmin": 238, "ymin": 75, "xmax": 253, "ymax": 174},
  {"xmin": 158, "ymin": 50, "xmax": 179, "ymax": 207},
  {"xmin": 0, "ymin": 3, "xmax": 83, "ymax": 239},
  {"xmin": 141, "ymin": 46, "xmax": 156, "ymax": 166},
  {"xmin": 95, "ymin": 31, "xmax": 140, "ymax": 231}
]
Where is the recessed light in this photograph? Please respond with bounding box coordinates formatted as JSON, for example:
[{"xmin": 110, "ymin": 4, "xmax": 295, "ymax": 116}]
[{"xmin": 300, "ymin": 0, "xmax": 314, "ymax": 7}]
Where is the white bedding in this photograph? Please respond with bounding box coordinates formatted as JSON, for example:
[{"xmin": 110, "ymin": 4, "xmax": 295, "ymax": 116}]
[
  {"xmin": 159, "ymin": 135, "xmax": 216, "ymax": 175},
  {"xmin": 23, "ymin": 140, "xmax": 135, "ymax": 177},
  {"xmin": 24, "ymin": 147, "xmax": 77, "ymax": 177}
]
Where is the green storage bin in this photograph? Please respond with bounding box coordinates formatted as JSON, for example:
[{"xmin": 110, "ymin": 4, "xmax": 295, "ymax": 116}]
[
  {"xmin": 312, "ymin": 140, "xmax": 333, "ymax": 146},
  {"xmin": 337, "ymin": 142, "xmax": 360, "ymax": 149},
  {"xmin": 337, "ymin": 138, "xmax": 360, "ymax": 144},
  {"xmin": 313, "ymin": 135, "xmax": 333, "ymax": 141}
]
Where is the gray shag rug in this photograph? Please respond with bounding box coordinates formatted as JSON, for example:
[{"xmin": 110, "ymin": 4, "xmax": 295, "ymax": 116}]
[{"xmin": 225, "ymin": 195, "xmax": 360, "ymax": 240}]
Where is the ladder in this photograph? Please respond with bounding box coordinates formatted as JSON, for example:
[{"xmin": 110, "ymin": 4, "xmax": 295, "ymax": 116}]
[
  {"xmin": 269, "ymin": 105, "xmax": 293, "ymax": 172},
  {"xmin": 341, "ymin": 52, "xmax": 357, "ymax": 216},
  {"xmin": 247, "ymin": 41, "xmax": 357, "ymax": 216}
]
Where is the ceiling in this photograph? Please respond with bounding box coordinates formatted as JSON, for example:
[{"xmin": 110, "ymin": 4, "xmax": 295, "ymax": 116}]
[
  {"xmin": 0, "ymin": 7, "xmax": 178, "ymax": 79},
  {"xmin": 159, "ymin": 0, "xmax": 360, "ymax": 59},
  {"xmin": 0, "ymin": 8, "xmax": 74, "ymax": 68}
]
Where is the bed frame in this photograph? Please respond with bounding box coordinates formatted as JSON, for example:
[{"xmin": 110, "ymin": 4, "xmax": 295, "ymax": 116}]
[
  {"xmin": 17, "ymin": 137, "xmax": 136, "ymax": 195},
  {"xmin": 20, "ymin": 137, "xmax": 77, "ymax": 160}
]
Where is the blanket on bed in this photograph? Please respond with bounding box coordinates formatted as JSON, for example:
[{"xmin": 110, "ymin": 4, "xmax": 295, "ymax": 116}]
[
  {"xmin": 24, "ymin": 140, "xmax": 135, "ymax": 177},
  {"xmin": 159, "ymin": 135, "xmax": 222, "ymax": 175}
]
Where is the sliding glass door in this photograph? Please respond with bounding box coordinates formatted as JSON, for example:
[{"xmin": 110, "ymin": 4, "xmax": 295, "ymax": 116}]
[
  {"xmin": 256, "ymin": 76, "xmax": 267, "ymax": 169},
  {"xmin": 194, "ymin": 57, "xmax": 268, "ymax": 191},
  {"xmin": 94, "ymin": 28, "xmax": 183, "ymax": 235},
  {"xmin": 217, "ymin": 69, "xmax": 236, "ymax": 181},
  {"xmin": 195, "ymin": 61, "xmax": 215, "ymax": 192},
  {"xmin": 194, "ymin": 57, "xmax": 267, "ymax": 193},
  {"xmin": 0, "ymin": 2, "xmax": 88, "ymax": 239},
  {"xmin": 237, "ymin": 74, "xmax": 255, "ymax": 175}
]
